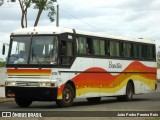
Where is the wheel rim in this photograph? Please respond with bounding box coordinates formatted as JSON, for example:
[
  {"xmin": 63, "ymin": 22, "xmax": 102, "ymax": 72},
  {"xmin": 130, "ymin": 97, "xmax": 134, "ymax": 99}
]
[
  {"xmin": 63, "ymin": 88, "xmax": 72, "ymax": 103},
  {"xmin": 128, "ymin": 89, "xmax": 132, "ymax": 99}
]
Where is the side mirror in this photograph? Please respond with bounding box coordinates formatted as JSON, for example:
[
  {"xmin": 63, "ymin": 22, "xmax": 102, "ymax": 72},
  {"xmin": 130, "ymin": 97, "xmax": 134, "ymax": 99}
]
[{"xmin": 2, "ymin": 44, "xmax": 5, "ymax": 55}]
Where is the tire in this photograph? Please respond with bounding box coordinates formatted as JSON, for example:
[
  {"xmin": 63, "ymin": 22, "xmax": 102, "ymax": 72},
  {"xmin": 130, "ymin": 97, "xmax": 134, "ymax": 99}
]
[
  {"xmin": 56, "ymin": 84, "xmax": 74, "ymax": 107},
  {"xmin": 117, "ymin": 82, "xmax": 134, "ymax": 101},
  {"xmin": 87, "ymin": 97, "xmax": 101, "ymax": 104},
  {"xmin": 125, "ymin": 82, "xmax": 134, "ymax": 101},
  {"xmin": 15, "ymin": 97, "xmax": 32, "ymax": 108}
]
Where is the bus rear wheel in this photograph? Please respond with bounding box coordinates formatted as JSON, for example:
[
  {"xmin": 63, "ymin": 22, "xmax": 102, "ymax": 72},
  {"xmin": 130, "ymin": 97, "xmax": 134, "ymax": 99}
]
[
  {"xmin": 87, "ymin": 97, "xmax": 101, "ymax": 104},
  {"xmin": 56, "ymin": 84, "xmax": 74, "ymax": 107},
  {"xmin": 15, "ymin": 97, "xmax": 32, "ymax": 108},
  {"xmin": 117, "ymin": 82, "xmax": 134, "ymax": 101}
]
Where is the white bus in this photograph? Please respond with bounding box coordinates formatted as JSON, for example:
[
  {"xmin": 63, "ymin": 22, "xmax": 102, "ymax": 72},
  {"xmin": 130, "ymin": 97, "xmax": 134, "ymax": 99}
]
[{"xmin": 4, "ymin": 26, "xmax": 157, "ymax": 107}]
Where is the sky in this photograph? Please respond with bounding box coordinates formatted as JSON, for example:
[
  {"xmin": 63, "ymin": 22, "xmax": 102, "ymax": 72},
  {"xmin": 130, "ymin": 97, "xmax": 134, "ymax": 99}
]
[{"xmin": 0, "ymin": 0, "xmax": 160, "ymax": 60}]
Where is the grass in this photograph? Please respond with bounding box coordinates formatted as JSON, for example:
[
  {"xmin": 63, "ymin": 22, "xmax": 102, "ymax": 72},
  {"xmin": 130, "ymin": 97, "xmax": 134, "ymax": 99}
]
[
  {"xmin": 0, "ymin": 62, "xmax": 6, "ymax": 68},
  {"xmin": 149, "ymin": 118, "xmax": 160, "ymax": 120}
]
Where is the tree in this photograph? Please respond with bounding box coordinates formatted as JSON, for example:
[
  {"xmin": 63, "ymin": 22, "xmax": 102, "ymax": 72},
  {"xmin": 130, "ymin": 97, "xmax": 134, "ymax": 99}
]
[
  {"xmin": 18, "ymin": 0, "xmax": 31, "ymax": 28},
  {"xmin": 9, "ymin": 0, "xmax": 57, "ymax": 28},
  {"xmin": 0, "ymin": 0, "xmax": 4, "ymax": 6},
  {"xmin": 33, "ymin": 0, "xmax": 56, "ymax": 27}
]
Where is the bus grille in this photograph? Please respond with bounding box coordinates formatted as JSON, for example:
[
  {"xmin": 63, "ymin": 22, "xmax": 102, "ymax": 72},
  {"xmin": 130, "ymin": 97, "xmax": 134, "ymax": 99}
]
[
  {"xmin": 7, "ymin": 75, "xmax": 50, "ymax": 87},
  {"xmin": 16, "ymin": 81, "xmax": 39, "ymax": 87}
]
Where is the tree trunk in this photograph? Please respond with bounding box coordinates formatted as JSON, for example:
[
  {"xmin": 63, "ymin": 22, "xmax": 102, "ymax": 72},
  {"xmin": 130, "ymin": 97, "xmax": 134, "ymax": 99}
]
[
  {"xmin": 19, "ymin": 0, "xmax": 25, "ymax": 28},
  {"xmin": 25, "ymin": 10, "xmax": 28, "ymax": 28},
  {"xmin": 19, "ymin": 0, "xmax": 31, "ymax": 28},
  {"xmin": 21, "ymin": 10, "xmax": 25, "ymax": 28},
  {"xmin": 34, "ymin": 0, "xmax": 48, "ymax": 27},
  {"xmin": 34, "ymin": 9, "xmax": 43, "ymax": 27}
]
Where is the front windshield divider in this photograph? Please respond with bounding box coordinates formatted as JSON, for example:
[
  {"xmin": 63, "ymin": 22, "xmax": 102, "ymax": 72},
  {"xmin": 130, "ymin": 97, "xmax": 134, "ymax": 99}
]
[{"xmin": 27, "ymin": 35, "xmax": 33, "ymax": 65}]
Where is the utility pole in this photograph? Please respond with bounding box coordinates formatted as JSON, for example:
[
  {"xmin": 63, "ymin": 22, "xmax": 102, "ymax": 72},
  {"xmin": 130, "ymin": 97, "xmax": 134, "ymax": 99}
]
[{"xmin": 56, "ymin": 4, "xmax": 59, "ymax": 27}]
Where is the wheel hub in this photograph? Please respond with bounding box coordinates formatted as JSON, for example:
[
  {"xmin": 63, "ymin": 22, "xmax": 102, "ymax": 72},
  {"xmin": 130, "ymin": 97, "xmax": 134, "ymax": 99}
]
[{"xmin": 65, "ymin": 93, "xmax": 70, "ymax": 100}]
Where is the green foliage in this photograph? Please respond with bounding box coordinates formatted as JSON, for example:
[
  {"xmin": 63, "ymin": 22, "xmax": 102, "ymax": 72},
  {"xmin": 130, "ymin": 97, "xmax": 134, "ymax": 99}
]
[
  {"xmin": 150, "ymin": 118, "xmax": 160, "ymax": 120},
  {"xmin": 24, "ymin": 0, "xmax": 31, "ymax": 8},
  {"xmin": 11, "ymin": 0, "xmax": 16, "ymax": 2},
  {"xmin": 9, "ymin": 0, "xmax": 57, "ymax": 27},
  {"xmin": 33, "ymin": 0, "xmax": 57, "ymax": 23},
  {"xmin": 0, "ymin": 62, "xmax": 6, "ymax": 68},
  {"xmin": 34, "ymin": 0, "xmax": 46, "ymax": 9},
  {"xmin": 46, "ymin": 0, "xmax": 56, "ymax": 22}
]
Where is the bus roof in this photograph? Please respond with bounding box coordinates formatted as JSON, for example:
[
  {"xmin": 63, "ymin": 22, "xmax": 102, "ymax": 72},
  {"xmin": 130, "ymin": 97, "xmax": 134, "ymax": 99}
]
[{"xmin": 11, "ymin": 26, "xmax": 155, "ymax": 44}]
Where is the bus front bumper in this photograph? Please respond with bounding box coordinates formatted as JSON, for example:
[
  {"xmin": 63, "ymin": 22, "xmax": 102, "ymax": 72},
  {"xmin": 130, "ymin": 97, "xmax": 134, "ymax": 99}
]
[{"xmin": 5, "ymin": 86, "xmax": 58, "ymax": 101}]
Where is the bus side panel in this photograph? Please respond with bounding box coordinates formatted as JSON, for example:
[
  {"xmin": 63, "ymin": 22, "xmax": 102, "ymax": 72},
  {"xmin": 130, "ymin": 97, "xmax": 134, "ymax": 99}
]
[{"xmin": 56, "ymin": 58, "xmax": 156, "ymax": 99}]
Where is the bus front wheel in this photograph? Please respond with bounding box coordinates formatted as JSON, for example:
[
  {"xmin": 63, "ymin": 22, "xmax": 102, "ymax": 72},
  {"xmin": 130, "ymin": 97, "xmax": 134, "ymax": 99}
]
[
  {"xmin": 15, "ymin": 97, "xmax": 32, "ymax": 107},
  {"xmin": 56, "ymin": 84, "xmax": 74, "ymax": 107}
]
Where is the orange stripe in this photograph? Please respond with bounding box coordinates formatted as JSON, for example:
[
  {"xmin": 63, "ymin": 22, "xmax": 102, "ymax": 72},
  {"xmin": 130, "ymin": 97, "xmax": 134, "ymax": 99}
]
[
  {"xmin": 57, "ymin": 61, "xmax": 156, "ymax": 97},
  {"xmin": 7, "ymin": 69, "xmax": 51, "ymax": 75}
]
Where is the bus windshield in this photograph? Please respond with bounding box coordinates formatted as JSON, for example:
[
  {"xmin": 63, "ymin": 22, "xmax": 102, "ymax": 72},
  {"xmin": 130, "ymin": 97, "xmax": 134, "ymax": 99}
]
[
  {"xmin": 30, "ymin": 36, "xmax": 58, "ymax": 65},
  {"xmin": 8, "ymin": 36, "xmax": 58, "ymax": 65},
  {"xmin": 8, "ymin": 36, "xmax": 31, "ymax": 64}
]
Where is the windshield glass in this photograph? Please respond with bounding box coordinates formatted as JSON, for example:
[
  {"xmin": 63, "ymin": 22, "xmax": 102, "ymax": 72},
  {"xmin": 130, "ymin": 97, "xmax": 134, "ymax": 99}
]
[
  {"xmin": 8, "ymin": 36, "xmax": 58, "ymax": 65},
  {"xmin": 8, "ymin": 36, "xmax": 31, "ymax": 64},
  {"xmin": 29, "ymin": 36, "xmax": 58, "ymax": 65}
]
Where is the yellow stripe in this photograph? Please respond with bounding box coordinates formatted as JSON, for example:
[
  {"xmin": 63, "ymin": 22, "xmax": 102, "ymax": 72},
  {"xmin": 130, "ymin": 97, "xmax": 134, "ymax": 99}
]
[
  {"xmin": 57, "ymin": 75, "xmax": 156, "ymax": 99},
  {"xmin": 75, "ymin": 75, "xmax": 156, "ymax": 97}
]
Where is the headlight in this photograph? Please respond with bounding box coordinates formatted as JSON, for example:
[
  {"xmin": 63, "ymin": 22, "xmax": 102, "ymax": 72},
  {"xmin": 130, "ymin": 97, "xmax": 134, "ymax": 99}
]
[
  {"xmin": 6, "ymin": 81, "xmax": 17, "ymax": 86},
  {"xmin": 39, "ymin": 82, "xmax": 51, "ymax": 87}
]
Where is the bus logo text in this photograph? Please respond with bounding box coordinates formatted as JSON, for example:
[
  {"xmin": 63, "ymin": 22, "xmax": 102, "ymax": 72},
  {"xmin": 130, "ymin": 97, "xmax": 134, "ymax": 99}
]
[{"xmin": 109, "ymin": 61, "xmax": 122, "ymax": 68}]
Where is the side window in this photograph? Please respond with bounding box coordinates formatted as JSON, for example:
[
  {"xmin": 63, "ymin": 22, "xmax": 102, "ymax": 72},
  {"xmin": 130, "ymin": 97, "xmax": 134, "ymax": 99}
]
[
  {"xmin": 123, "ymin": 42, "xmax": 132, "ymax": 58},
  {"xmin": 152, "ymin": 46, "xmax": 156, "ymax": 59},
  {"xmin": 60, "ymin": 41, "xmax": 73, "ymax": 65},
  {"xmin": 66, "ymin": 42, "xmax": 73, "ymax": 56},
  {"xmin": 93, "ymin": 39, "xmax": 105, "ymax": 55},
  {"xmin": 76, "ymin": 36, "xmax": 93, "ymax": 55},
  {"xmin": 133, "ymin": 44, "xmax": 144, "ymax": 59},
  {"xmin": 109, "ymin": 40, "xmax": 120, "ymax": 57},
  {"xmin": 146, "ymin": 45, "xmax": 155, "ymax": 59},
  {"xmin": 141, "ymin": 45, "xmax": 145, "ymax": 58},
  {"xmin": 133, "ymin": 44, "xmax": 138, "ymax": 58},
  {"xmin": 76, "ymin": 37, "xmax": 87, "ymax": 54},
  {"xmin": 86, "ymin": 38, "xmax": 93, "ymax": 55},
  {"xmin": 133, "ymin": 44, "xmax": 140, "ymax": 58}
]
